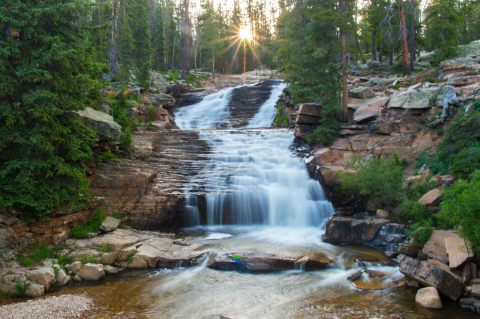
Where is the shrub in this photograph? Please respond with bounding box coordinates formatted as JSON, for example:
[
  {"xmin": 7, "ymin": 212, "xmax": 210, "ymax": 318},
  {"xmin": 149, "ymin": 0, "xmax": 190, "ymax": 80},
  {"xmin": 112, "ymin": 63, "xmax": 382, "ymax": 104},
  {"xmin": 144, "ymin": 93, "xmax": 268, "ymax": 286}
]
[
  {"xmin": 79, "ymin": 254, "xmax": 100, "ymax": 265},
  {"xmin": 71, "ymin": 208, "xmax": 106, "ymax": 239},
  {"xmin": 338, "ymin": 155, "xmax": 405, "ymax": 207},
  {"xmin": 99, "ymin": 242, "xmax": 114, "ymax": 253},
  {"xmin": 436, "ymin": 105, "xmax": 480, "ymax": 176},
  {"xmin": 449, "ymin": 145, "xmax": 480, "ymax": 179},
  {"xmin": 13, "ymin": 282, "xmax": 29, "ymax": 297},
  {"xmin": 407, "ymin": 219, "xmax": 434, "ymax": 246},
  {"xmin": 306, "ymin": 123, "xmax": 340, "ymax": 146},
  {"xmin": 18, "ymin": 243, "xmax": 56, "ymax": 266},
  {"xmin": 274, "ymin": 104, "xmax": 290, "ymax": 127},
  {"xmin": 439, "ymin": 170, "xmax": 480, "ymax": 250},
  {"xmin": 97, "ymin": 151, "xmax": 117, "ymax": 163}
]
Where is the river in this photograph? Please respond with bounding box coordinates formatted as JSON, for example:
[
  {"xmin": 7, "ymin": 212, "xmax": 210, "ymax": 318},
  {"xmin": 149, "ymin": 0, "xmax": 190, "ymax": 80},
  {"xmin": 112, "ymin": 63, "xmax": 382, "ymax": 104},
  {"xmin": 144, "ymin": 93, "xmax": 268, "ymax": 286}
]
[{"xmin": 55, "ymin": 82, "xmax": 476, "ymax": 318}]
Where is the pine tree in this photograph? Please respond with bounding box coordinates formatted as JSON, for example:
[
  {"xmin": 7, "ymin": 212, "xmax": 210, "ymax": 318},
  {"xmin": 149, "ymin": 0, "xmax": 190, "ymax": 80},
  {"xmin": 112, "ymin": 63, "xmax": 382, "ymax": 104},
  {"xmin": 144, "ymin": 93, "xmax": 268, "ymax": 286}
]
[
  {"xmin": 0, "ymin": 0, "xmax": 101, "ymax": 218},
  {"xmin": 424, "ymin": 0, "xmax": 462, "ymax": 64}
]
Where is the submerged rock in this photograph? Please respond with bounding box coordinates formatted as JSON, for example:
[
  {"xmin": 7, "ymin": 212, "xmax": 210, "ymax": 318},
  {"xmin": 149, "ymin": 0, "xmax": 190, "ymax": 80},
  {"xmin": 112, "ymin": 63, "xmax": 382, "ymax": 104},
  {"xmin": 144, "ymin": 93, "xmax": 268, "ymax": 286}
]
[
  {"xmin": 77, "ymin": 263, "xmax": 105, "ymax": 281},
  {"xmin": 415, "ymin": 287, "xmax": 443, "ymax": 309}
]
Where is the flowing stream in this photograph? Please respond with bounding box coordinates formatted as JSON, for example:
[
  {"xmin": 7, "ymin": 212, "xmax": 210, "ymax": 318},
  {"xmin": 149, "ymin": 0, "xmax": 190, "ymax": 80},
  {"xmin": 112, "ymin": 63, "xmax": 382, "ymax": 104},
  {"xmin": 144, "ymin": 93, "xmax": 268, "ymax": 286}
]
[{"xmin": 51, "ymin": 82, "xmax": 476, "ymax": 319}]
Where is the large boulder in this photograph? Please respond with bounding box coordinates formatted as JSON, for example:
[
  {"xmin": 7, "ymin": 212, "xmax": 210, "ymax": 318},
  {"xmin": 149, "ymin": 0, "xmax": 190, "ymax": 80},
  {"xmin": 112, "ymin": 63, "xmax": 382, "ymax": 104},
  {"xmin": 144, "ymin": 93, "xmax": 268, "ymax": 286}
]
[
  {"xmin": 398, "ymin": 254, "xmax": 463, "ymax": 300},
  {"xmin": 353, "ymin": 104, "xmax": 381, "ymax": 123},
  {"xmin": 388, "ymin": 87, "xmax": 440, "ymax": 109},
  {"xmin": 415, "ymin": 287, "xmax": 443, "ymax": 309},
  {"xmin": 27, "ymin": 267, "xmax": 55, "ymax": 289},
  {"xmin": 75, "ymin": 107, "xmax": 121, "ymax": 142},
  {"xmin": 418, "ymin": 188, "xmax": 443, "ymax": 206},
  {"xmin": 422, "ymin": 230, "xmax": 456, "ymax": 264},
  {"xmin": 444, "ymin": 233, "xmax": 474, "ymax": 269},
  {"xmin": 77, "ymin": 263, "xmax": 105, "ymax": 281},
  {"xmin": 100, "ymin": 216, "xmax": 121, "ymax": 232},
  {"xmin": 25, "ymin": 282, "xmax": 46, "ymax": 298},
  {"xmin": 323, "ymin": 214, "xmax": 387, "ymax": 245},
  {"xmin": 349, "ymin": 86, "xmax": 374, "ymax": 99}
]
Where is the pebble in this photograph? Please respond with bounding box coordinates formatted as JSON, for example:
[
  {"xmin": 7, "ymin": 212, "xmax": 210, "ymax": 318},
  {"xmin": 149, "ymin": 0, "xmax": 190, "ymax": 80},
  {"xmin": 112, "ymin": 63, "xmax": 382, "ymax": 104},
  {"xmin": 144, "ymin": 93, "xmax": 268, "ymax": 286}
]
[{"xmin": 0, "ymin": 294, "xmax": 94, "ymax": 319}]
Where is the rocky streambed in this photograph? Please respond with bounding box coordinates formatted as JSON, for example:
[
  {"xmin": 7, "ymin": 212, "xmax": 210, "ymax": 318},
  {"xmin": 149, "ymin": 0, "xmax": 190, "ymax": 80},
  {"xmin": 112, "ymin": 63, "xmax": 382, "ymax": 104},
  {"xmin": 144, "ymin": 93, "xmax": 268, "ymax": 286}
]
[{"xmin": 1, "ymin": 226, "xmax": 476, "ymax": 319}]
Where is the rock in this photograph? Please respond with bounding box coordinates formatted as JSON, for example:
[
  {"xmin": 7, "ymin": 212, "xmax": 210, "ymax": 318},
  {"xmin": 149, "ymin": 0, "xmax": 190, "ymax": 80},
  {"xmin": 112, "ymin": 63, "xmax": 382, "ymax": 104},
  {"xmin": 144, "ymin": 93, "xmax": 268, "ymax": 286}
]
[
  {"xmin": 349, "ymin": 86, "xmax": 374, "ymax": 99},
  {"xmin": 376, "ymin": 209, "xmax": 390, "ymax": 219},
  {"xmin": 104, "ymin": 265, "xmax": 124, "ymax": 275},
  {"xmin": 77, "ymin": 263, "xmax": 105, "ymax": 281},
  {"xmin": 296, "ymin": 114, "xmax": 321, "ymax": 125},
  {"xmin": 27, "ymin": 267, "xmax": 55, "ymax": 289},
  {"xmin": 415, "ymin": 287, "xmax": 443, "ymax": 309},
  {"xmin": 323, "ymin": 215, "xmax": 386, "ymax": 245},
  {"xmin": 134, "ymin": 243, "xmax": 164, "ymax": 268},
  {"xmin": 100, "ymin": 216, "xmax": 121, "ymax": 232},
  {"xmin": 208, "ymin": 253, "xmax": 302, "ymax": 272},
  {"xmin": 101, "ymin": 251, "xmax": 118, "ymax": 265},
  {"xmin": 69, "ymin": 261, "xmax": 82, "ymax": 274},
  {"xmin": 54, "ymin": 268, "xmax": 70, "ymax": 287},
  {"xmin": 25, "ymin": 282, "xmax": 45, "ymax": 298},
  {"xmin": 444, "ymin": 233, "xmax": 474, "ymax": 269},
  {"xmin": 472, "ymin": 284, "xmax": 480, "ymax": 298},
  {"xmin": 388, "ymin": 87, "xmax": 440, "ymax": 109},
  {"xmin": 297, "ymin": 103, "xmax": 322, "ymax": 117},
  {"xmin": 422, "ymin": 230, "xmax": 456, "ymax": 264},
  {"xmin": 398, "ymin": 254, "xmax": 463, "ymax": 300},
  {"xmin": 90, "ymin": 229, "xmax": 142, "ymax": 251},
  {"xmin": 119, "ymin": 245, "xmax": 137, "ymax": 261},
  {"xmin": 150, "ymin": 93, "xmax": 175, "ymax": 107},
  {"xmin": 353, "ymin": 104, "xmax": 381, "ymax": 123},
  {"xmin": 75, "ymin": 107, "xmax": 121, "ymax": 142},
  {"xmin": 127, "ymin": 255, "xmax": 149, "ymax": 269},
  {"xmin": 460, "ymin": 297, "xmax": 480, "ymax": 313},
  {"xmin": 418, "ymin": 188, "xmax": 443, "ymax": 206}
]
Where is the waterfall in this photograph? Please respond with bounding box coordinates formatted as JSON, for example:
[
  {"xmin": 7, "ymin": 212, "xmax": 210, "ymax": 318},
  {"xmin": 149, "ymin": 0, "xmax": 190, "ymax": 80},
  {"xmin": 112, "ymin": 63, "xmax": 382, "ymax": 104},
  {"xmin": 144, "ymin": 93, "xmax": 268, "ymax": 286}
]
[{"xmin": 174, "ymin": 81, "xmax": 334, "ymax": 228}]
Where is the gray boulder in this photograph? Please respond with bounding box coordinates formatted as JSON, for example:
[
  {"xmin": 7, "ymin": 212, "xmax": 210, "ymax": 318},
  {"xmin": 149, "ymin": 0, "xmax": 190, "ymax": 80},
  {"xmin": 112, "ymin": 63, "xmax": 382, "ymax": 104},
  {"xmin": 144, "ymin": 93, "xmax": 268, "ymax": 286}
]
[{"xmin": 76, "ymin": 107, "xmax": 121, "ymax": 142}]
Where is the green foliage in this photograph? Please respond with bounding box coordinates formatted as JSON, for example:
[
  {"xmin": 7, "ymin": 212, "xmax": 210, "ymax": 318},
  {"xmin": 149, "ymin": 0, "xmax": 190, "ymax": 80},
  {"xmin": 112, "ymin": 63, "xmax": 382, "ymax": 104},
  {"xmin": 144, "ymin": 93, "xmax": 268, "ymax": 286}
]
[
  {"xmin": 449, "ymin": 146, "xmax": 480, "ymax": 179},
  {"xmin": 71, "ymin": 208, "xmax": 106, "ymax": 239},
  {"xmin": 417, "ymin": 104, "xmax": 480, "ymax": 178},
  {"xmin": 79, "ymin": 254, "xmax": 101, "ymax": 265},
  {"xmin": 274, "ymin": 105, "xmax": 290, "ymax": 128},
  {"xmin": 424, "ymin": 0, "xmax": 462, "ymax": 65},
  {"xmin": 407, "ymin": 220, "xmax": 434, "ymax": 246},
  {"xmin": 18, "ymin": 243, "xmax": 56, "ymax": 266},
  {"xmin": 439, "ymin": 170, "xmax": 480, "ymax": 250},
  {"xmin": 99, "ymin": 241, "xmax": 114, "ymax": 253},
  {"xmin": 17, "ymin": 242, "xmax": 72, "ymax": 267},
  {"xmin": 306, "ymin": 122, "xmax": 341, "ymax": 146},
  {"xmin": 97, "ymin": 151, "xmax": 118, "ymax": 164},
  {"xmin": 338, "ymin": 155, "xmax": 405, "ymax": 207},
  {"xmin": 13, "ymin": 281, "xmax": 29, "ymax": 297},
  {"xmin": 112, "ymin": 90, "xmax": 135, "ymax": 154},
  {"xmin": 0, "ymin": 0, "xmax": 102, "ymax": 218}
]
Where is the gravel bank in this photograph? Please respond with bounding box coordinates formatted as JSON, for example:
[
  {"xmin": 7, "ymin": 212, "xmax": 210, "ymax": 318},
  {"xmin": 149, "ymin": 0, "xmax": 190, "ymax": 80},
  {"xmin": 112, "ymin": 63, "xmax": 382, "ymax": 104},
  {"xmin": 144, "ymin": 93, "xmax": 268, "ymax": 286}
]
[{"xmin": 0, "ymin": 294, "xmax": 94, "ymax": 319}]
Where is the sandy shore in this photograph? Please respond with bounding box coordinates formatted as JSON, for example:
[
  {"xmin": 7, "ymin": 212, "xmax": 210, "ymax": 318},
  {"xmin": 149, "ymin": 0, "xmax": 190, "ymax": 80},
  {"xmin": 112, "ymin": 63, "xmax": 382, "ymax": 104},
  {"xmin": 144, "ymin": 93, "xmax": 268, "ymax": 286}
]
[{"xmin": 0, "ymin": 294, "xmax": 94, "ymax": 319}]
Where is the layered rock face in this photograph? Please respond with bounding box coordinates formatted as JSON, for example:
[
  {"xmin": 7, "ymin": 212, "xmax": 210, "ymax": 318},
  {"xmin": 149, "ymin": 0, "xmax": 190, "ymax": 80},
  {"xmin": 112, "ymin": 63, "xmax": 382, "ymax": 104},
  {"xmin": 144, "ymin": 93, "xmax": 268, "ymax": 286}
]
[{"xmin": 90, "ymin": 127, "xmax": 210, "ymax": 229}]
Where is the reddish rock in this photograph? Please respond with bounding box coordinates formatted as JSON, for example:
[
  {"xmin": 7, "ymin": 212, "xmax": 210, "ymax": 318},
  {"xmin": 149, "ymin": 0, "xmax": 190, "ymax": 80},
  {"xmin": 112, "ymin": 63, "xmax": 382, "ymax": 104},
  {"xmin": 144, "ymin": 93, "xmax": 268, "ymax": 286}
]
[
  {"xmin": 418, "ymin": 188, "xmax": 443, "ymax": 206},
  {"xmin": 422, "ymin": 230, "xmax": 456, "ymax": 264}
]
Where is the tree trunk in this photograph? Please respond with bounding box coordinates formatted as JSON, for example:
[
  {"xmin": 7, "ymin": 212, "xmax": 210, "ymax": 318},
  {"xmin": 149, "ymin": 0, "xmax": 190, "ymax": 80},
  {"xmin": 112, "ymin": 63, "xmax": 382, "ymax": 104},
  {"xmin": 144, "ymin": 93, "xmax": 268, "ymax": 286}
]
[
  {"xmin": 340, "ymin": 0, "xmax": 349, "ymax": 121},
  {"xmin": 371, "ymin": 29, "xmax": 377, "ymax": 61},
  {"xmin": 397, "ymin": 0, "xmax": 411, "ymax": 75},
  {"xmin": 408, "ymin": 0, "xmax": 416, "ymax": 71},
  {"xmin": 180, "ymin": 0, "xmax": 191, "ymax": 79},
  {"xmin": 108, "ymin": 0, "xmax": 119, "ymax": 78}
]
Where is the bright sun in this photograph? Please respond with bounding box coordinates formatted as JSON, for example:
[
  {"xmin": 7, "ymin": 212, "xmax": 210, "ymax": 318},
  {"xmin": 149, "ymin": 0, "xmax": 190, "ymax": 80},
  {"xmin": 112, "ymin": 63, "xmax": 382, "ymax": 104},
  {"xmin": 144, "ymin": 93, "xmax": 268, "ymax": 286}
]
[{"xmin": 239, "ymin": 26, "xmax": 252, "ymax": 41}]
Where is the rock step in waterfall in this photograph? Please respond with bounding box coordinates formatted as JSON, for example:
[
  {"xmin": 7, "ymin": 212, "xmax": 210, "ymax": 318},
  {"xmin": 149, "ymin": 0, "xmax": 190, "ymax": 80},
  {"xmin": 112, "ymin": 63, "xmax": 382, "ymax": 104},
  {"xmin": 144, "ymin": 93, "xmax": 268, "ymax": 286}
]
[{"xmin": 174, "ymin": 81, "xmax": 334, "ymax": 227}]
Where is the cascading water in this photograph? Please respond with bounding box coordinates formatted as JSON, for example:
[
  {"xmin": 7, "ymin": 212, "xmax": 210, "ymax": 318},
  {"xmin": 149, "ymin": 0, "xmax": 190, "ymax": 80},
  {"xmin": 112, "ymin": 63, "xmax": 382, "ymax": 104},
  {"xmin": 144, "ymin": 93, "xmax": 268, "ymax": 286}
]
[{"xmin": 174, "ymin": 81, "xmax": 334, "ymax": 228}]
